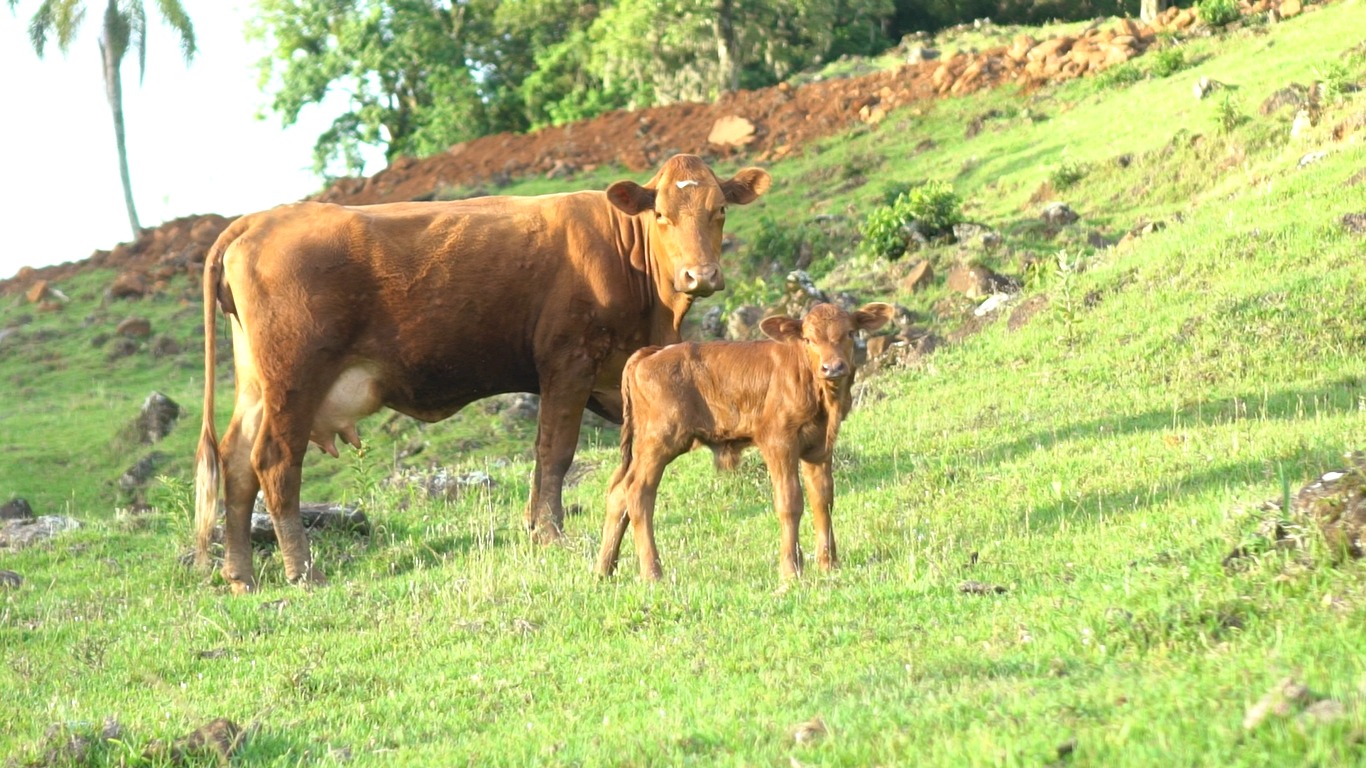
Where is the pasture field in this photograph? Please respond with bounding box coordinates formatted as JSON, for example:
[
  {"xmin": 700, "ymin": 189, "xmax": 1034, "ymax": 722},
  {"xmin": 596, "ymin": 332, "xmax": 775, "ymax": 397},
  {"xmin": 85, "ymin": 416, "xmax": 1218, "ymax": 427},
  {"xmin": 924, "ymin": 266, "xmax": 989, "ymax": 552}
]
[{"xmin": 3, "ymin": 4, "xmax": 1366, "ymax": 765}]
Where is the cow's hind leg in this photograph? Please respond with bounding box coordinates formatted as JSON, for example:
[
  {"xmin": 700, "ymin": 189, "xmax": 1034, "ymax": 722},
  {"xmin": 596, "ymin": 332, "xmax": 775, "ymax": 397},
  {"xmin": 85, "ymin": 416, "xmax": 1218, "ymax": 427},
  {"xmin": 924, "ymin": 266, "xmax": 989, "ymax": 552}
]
[
  {"xmin": 252, "ymin": 397, "xmax": 327, "ymax": 587},
  {"xmin": 594, "ymin": 466, "xmax": 630, "ymax": 577},
  {"xmin": 219, "ymin": 401, "xmax": 262, "ymax": 594}
]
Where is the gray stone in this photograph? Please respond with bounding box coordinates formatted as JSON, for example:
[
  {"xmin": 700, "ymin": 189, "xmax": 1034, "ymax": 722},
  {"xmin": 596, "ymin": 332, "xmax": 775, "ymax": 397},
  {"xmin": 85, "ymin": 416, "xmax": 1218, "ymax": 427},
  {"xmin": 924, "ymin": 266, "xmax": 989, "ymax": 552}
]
[
  {"xmin": 0, "ymin": 515, "xmax": 81, "ymax": 550},
  {"xmin": 0, "ymin": 497, "xmax": 34, "ymax": 520}
]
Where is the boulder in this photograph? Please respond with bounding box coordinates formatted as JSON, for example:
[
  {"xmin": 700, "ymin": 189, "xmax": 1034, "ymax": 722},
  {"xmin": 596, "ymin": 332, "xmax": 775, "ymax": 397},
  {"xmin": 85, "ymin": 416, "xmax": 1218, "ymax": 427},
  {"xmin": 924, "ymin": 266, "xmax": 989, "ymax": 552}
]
[
  {"xmin": 0, "ymin": 497, "xmax": 34, "ymax": 520},
  {"xmin": 0, "ymin": 570, "xmax": 21, "ymax": 589},
  {"xmin": 947, "ymin": 264, "xmax": 998, "ymax": 299},
  {"xmin": 149, "ymin": 334, "xmax": 182, "ymax": 358},
  {"xmin": 0, "ymin": 515, "xmax": 80, "ymax": 550},
  {"xmin": 728, "ymin": 305, "xmax": 764, "ymax": 340},
  {"xmin": 1279, "ymin": 0, "xmax": 1302, "ymax": 18},
  {"xmin": 1342, "ymin": 212, "xmax": 1366, "ymax": 237},
  {"xmin": 118, "ymin": 451, "xmax": 168, "ymax": 493},
  {"xmin": 116, "ymin": 317, "xmax": 153, "ymax": 338},
  {"xmin": 1041, "ymin": 202, "xmax": 1080, "ymax": 227},
  {"xmin": 248, "ymin": 503, "xmax": 371, "ymax": 544},
  {"xmin": 109, "ymin": 271, "xmax": 148, "ymax": 299},
  {"xmin": 700, "ymin": 306, "xmax": 726, "ymax": 339},
  {"xmin": 125, "ymin": 392, "xmax": 182, "ymax": 444},
  {"xmin": 708, "ymin": 115, "xmax": 757, "ymax": 147},
  {"xmin": 900, "ymin": 260, "xmax": 935, "ymax": 293},
  {"xmin": 25, "ymin": 280, "xmax": 50, "ymax": 303},
  {"xmin": 1293, "ymin": 452, "xmax": 1366, "ymax": 560}
]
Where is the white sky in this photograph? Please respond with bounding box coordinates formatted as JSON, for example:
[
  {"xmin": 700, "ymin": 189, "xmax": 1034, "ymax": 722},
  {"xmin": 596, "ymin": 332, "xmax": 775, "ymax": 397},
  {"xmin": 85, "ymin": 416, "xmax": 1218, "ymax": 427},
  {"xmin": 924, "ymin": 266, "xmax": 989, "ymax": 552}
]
[{"xmin": 0, "ymin": 1, "xmax": 382, "ymax": 279}]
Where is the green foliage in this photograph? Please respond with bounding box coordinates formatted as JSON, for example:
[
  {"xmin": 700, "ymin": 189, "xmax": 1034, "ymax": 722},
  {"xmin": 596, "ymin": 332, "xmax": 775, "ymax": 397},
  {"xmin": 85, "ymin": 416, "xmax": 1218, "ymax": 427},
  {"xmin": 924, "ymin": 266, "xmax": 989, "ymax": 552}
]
[
  {"xmin": 1050, "ymin": 155, "xmax": 1090, "ymax": 190},
  {"xmin": 1313, "ymin": 59, "xmax": 1354, "ymax": 104},
  {"xmin": 1095, "ymin": 61, "xmax": 1144, "ymax": 89},
  {"xmin": 1213, "ymin": 93, "xmax": 1246, "ymax": 135},
  {"xmin": 1197, "ymin": 0, "xmax": 1241, "ymax": 28},
  {"xmin": 859, "ymin": 180, "xmax": 963, "ymax": 260},
  {"xmin": 1149, "ymin": 46, "xmax": 1187, "ymax": 78}
]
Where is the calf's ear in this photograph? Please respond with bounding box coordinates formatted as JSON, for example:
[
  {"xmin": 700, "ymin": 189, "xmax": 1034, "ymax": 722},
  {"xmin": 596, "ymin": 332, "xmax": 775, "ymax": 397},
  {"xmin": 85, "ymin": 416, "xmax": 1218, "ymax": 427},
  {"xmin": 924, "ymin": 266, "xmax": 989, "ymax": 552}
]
[
  {"xmin": 853, "ymin": 302, "xmax": 895, "ymax": 332},
  {"xmin": 607, "ymin": 181, "xmax": 656, "ymax": 215},
  {"xmin": 760, "ymin": 315, "xmax": 802, "ymax": 342},
  {"xmin": 721, "ymin": 167, "xmax": 772, "ymax": 205}
]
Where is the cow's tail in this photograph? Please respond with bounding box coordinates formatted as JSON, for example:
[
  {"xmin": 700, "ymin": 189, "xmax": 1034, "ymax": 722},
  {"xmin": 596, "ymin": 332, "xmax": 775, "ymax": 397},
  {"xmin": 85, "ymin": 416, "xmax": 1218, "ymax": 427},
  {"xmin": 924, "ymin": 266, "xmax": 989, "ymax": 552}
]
[{"xmin": 194, "ymin": 216, "xmax": 248, "ymax": 569}]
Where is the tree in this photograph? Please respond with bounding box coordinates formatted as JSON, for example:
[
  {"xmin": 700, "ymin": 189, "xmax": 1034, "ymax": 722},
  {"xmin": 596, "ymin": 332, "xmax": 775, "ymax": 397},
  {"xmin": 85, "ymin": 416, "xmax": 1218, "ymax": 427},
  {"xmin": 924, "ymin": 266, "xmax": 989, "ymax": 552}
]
[
  {"xmin": 7, "ymin": 0, "xmax": 196, "ymax": 239},
  {"xmin": 251, "ymin": 0, "xmax": 508, "ymax": 178}
]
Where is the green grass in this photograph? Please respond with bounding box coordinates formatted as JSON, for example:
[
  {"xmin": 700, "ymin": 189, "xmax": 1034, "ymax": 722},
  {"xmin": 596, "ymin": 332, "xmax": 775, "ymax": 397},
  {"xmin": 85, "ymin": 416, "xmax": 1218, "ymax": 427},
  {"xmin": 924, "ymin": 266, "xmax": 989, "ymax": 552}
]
[{"xmin": 3, "ymin": 3, "xmax": 1366, "ymax": 764}]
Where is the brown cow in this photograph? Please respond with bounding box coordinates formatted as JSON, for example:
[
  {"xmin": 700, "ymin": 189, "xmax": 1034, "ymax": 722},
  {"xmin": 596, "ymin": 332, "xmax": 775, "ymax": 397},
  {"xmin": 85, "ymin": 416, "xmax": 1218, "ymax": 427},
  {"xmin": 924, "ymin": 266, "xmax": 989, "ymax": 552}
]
[
  {"xmin": 594, "ymin": 301, "xmax": 893, "ymax": 582},
  {"xmin": 194, "ymin": 154, "xmax": 770, "ymax": 593}
]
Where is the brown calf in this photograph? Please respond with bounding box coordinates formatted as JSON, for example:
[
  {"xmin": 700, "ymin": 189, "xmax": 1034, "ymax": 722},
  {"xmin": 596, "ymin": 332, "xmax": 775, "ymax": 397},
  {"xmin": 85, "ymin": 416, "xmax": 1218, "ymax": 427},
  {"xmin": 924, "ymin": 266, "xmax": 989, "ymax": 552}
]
[{"xmin": 594, "ymin": 302, "xmax": 893, "ymax": 581}]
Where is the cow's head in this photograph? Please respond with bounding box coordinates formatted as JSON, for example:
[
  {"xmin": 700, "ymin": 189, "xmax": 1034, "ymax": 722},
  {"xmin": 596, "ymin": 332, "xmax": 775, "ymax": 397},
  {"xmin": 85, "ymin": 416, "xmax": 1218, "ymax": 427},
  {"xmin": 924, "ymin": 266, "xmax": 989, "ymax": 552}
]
[
  {"xmin": 761, "ymin": 302, "xmax": 894, "ymax": 381},
  {"xmin": 606, "ymin": 154, "xmax": 770, "ymax": 298}
]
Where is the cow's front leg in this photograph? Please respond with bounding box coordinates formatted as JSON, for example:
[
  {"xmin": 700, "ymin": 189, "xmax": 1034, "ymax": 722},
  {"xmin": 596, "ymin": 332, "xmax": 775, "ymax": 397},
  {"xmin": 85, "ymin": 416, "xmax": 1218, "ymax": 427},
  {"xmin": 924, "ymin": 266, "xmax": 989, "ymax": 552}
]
[
  {"xmin": 526, "ymin": 377, "xmax": 593, "ymax": 543},
  {"xmin": 762, "ymin": 445, "xmax": 805, "ymax": 581},
  {"xmin": 801, "ymin": 458, "xmax": 838, "ymax": 571}
]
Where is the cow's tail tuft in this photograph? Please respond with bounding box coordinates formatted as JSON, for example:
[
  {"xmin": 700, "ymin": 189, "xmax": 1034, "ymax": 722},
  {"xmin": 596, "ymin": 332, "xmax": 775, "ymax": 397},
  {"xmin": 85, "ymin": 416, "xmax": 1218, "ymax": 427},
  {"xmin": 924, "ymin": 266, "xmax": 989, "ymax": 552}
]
[{"xmin": 194, "ymin": 218, "xmax": 246, "ymax": 570}]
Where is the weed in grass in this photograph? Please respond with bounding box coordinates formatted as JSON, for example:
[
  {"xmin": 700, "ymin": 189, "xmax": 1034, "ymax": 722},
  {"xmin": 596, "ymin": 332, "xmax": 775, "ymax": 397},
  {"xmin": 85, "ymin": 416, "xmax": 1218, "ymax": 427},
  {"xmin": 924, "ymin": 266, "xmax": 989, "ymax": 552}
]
[
  {"xmin": 1197, "ymin": 0, "xmax": 1241, "ymax": 29},
  {"xmin": 1052, "ymin": 249, "xmax": 1082, "ymax": 347},
  {"xmin": 1095, "ymin": 61, "xmax": 1143, "ymax": 90},
  {"xmin": 1313, "ymin": 59, "xmax": 1354, "ymax": 105},
  {"xmin": 1050, "ymin": 155, "xmax": 1090, "ymax": 190},
  {"xmin": 1213, "ymin": 93, "xmax": 1247, "ymax": 135},
  {"xmin": 1149, "ymin": 46, "xmax": 1187, "ymax": 79}
]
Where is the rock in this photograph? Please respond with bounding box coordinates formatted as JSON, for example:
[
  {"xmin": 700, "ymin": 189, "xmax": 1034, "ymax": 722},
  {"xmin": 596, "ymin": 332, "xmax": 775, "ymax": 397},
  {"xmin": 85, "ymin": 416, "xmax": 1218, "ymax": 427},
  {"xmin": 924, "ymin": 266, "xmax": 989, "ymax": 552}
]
[
  {"xmin": 1293, "ymin": 452, "xmax": 1366, "ymax": 560},
  {"xmin": 106, "ymin": 337, "xmax": 139, "ymax": 360},
  {"xmin": 149, "ymin": 334, "xmax": 181, "ymax": 358},
  {"xmin": 960, "ymin": 580, "xmax": 1008, "ymax": 594},
  {"xmin": 0, "ymin": 515, "xmax": 81, "ymax": 550},
  {"xmin": 25, "ymin": 280, "xmax": 50, "ymax": 303},
  {"xmin": 387, "ymin": 465, "xmax": 497, "ymax": 503},
  {"xmin": 1193, "ymin": 76, "xmax": 1224, "ymax": 100},
  {"xmin": 147, "ymin": 718, "xmax": 247, "ymax": 765},
  {"xmin": 700, "ymin": 306, "xmax": 725, "ymax": 339},
  {"xmin": 900, "ymin": 260, "xmax": 934, "ymax": 292},
  {"xmin": 248, "ymin": 503, "xmax": 371, "ymax": 544},
  {"xmin": 116, "ymin": 317, "xmax": 152, "ymax": 338},
  {"xmin": 1297, "ymin": 150, "xmax": 1327, "ymax": 168},
  {"xmin": 952, "ymin": 222, "xmax": 1002, "ymax": 250},
  {"xmin": 505, "ymin": 393, "xmax": 539, "ymax": 420},
  {"xmin": 974, "ymin": 292, "xmax": 1012, "ymax": 317},
  {"xmin": 1279, "ymin": 0, "xmax": 1302, "ymax": 17},
  {"xmin": 1341, "ymin": 212, "xmax": 1366, "ymax": 236},
  {"xmin": 1243, "ymin": 677, "xmax": 1315, "ymax": 731},
  {"xmin": 1290, "ymin": 109, "xmax": 1313, "ymax": 140},
  {"xmin": 791, "ymin": 716, "xmax": 828, "ymax": 745},
  {"xmin": 1041, "ymin": 201, "xmax": 1080, "ymax": 227},
  {"xmin": 708, "ymin": 115, "xmax": 757, "ymax": 147},
  {"xmin": 1260, "ymin": 84, "xmax": 1307, "ymax": 115},
  {"xmin": 783, "ymin": 269, "xmax": 831, "ymax": 315},
  {"xmin": 906, "ymin": 46, "xmax": 939, "ymax": 64},
  {"xmin": 947, "ymin": 263, "xmax": 1002, "ymax": 299},
  {"xmin": 0, "ymin": 497, "xmax": 34, "ymax": 520},
  {"xmin": 124, "ymin": 392, "xmax": 182, "ymax": 444},
  {"xmin": 108, "ymin": 271, "xmax": 148, "ymax": 299},
  {"xmin": 118, "ymin": 452, "xmax": 168, "ymax": 493},
  {"xmin": 727, "ymin": 305, "xmax": 764, "ymax": 340},
  {"xmin": 0, "ymin": 569, "xmax": 21, "ymax": 588}
]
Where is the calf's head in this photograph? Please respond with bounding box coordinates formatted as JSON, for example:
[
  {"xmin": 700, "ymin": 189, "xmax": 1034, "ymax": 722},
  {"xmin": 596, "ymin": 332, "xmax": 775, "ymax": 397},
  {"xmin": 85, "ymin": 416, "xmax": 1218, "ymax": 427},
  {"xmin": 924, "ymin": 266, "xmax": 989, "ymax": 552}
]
[
  {"xmin": 761, "ymin": 302, "xmax": 895, "ymax": 381},
  {"xmin": 607, "ymin": 154, "xmax": 770, "ymax": 298}
]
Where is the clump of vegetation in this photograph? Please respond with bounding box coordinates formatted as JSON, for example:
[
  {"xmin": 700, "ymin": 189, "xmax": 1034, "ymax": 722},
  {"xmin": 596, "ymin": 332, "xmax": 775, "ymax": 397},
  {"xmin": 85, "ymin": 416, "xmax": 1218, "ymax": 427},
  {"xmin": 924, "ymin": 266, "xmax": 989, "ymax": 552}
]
[
  {"xmin": 859, "ymin": 180, "xmax": 964, "ymax": 260},
  {"xmin": 1313, "ymin": 59, "xmax": 1354, "ymax": 104},
  {"xmin": 1213, "ymin": 93, "xmax": 1246, "ymax": 135},
  {"xmin": 748, "ymin": 214, "xmax": 845, "ymax": 274},
  {"xmin": 1095, "ymin": 61, "xmax": 1144, "ymax": 89},
  {"xmin": 1197, "ymin": 0, "xmax": 1242, "ymax": 28},
  {"xmin": 1050, "ymin": 156, "xmax": 1090, "ymax": 190},
  {"xmin": 1149, "ymin": 46, "xmax": 1187, "ymax": 78}
]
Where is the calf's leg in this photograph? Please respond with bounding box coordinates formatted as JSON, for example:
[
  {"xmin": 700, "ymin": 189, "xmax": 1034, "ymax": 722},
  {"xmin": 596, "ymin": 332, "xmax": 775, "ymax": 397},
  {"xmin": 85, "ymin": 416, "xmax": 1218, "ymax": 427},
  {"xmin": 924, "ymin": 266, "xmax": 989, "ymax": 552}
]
[
  {"xmin": 801, "ymin": 459, "xmax": 838, "ymax": 571},
  {"xmin": 594, "ymin": 467, "xmax": 630, "ymax": 577},
  {"xmin": 762, "ymin": 446, "xmax": 805, "ymax": 580}
]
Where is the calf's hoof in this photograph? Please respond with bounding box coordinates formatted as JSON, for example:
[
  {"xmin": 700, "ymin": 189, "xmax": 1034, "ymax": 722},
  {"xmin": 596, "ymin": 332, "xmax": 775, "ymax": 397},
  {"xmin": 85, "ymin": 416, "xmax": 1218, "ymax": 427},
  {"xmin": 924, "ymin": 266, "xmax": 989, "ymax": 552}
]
[
  {"xmin": 288, "ymin": 566, "xmax": 328, "ymax": 589},
  {"xmin": 531, "ymin": 521, "xmax": 565, "ymax": 545}
]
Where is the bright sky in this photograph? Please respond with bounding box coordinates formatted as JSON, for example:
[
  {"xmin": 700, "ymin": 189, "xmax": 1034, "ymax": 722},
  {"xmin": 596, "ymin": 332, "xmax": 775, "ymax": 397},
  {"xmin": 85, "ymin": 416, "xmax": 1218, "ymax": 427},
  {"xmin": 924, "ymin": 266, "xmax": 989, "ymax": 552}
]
[{"xmin": 0, "ymin": 1, "xmax": 381, "ymax": 279}]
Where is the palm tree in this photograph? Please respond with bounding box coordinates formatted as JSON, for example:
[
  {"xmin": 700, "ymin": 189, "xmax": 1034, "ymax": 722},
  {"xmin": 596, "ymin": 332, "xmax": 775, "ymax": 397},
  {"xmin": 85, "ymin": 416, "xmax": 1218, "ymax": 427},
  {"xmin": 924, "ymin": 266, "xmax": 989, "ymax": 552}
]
[{"xmin": 8, "ymin": 0, "xmax": 195, "ymax": 239}]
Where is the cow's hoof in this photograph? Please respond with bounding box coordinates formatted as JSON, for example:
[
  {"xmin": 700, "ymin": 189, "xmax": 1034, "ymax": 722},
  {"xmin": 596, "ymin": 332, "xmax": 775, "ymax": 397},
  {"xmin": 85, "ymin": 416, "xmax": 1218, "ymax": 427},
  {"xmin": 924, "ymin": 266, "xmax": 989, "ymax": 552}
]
[
  {"xmin": 289, "ymin": 567, "xmax": 328, "ymax": 589},
  {"xmin": 531, "ymin": 523, "xmax": 565, "ymax": 545},
  {"xmin": 228, "ymin": 579, "xmax": 256, "ymax": 596}
]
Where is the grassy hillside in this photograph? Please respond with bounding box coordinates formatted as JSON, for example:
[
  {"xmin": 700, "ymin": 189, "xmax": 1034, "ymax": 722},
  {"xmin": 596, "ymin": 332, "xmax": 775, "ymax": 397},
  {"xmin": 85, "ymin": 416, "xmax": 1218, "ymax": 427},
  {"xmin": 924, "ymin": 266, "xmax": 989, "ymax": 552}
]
[{"xmin": 2, "ymin": 3, "xmax": 1366, "ymax": 765}]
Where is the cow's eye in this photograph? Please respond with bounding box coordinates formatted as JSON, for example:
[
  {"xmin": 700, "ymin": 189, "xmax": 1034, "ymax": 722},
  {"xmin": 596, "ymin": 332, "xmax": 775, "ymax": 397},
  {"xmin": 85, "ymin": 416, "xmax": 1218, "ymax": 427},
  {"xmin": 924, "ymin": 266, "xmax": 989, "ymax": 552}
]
[
  {"xmin": 718, "ymin": 206, "xmax": 727, "ymax": 217},
  {"xmin": 656, "ymin": 213, "xmax": 671, "ymax": 226}
]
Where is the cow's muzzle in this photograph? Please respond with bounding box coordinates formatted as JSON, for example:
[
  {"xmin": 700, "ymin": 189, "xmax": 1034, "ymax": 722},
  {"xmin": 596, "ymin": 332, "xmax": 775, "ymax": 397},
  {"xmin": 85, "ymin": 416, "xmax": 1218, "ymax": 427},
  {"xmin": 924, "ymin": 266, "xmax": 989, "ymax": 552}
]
[
  {"xmin": 678, "ymin": 264, "xmax": 724, "ymax": 297},
  {"xmin": 820, "ymin": 360, "xmax": 850, "ymax": 380}
]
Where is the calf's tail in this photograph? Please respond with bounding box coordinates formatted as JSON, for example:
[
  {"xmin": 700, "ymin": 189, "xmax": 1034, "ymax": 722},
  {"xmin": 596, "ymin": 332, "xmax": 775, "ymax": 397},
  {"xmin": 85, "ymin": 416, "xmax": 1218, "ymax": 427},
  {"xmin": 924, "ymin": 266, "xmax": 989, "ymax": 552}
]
[
  {"xmin": 616, "ymin": 347, "xmax": 662, "ymax": 476},
  {"xmin": 194, "ymin": 217, "xmax": 248, "ymax": 569}
]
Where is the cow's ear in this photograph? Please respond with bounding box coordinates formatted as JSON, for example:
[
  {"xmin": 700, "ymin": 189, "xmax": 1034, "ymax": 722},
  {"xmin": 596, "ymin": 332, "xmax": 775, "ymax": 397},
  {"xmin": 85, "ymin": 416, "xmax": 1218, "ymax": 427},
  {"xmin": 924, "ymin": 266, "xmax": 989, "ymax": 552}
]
[
  {"xmin": 606, "ymin": 181, "xmax": 656, "ymax": 215},
  {"xmin": 853, "ymin": 302, "xmax": 895, "ymax": 332},
  {"xmin": 721, "ymin": 167, "xmax": 772, "ymax": 206},
  {"xmin": 760, "ymin": 315, "xmax": 802, "ymax": 342}
]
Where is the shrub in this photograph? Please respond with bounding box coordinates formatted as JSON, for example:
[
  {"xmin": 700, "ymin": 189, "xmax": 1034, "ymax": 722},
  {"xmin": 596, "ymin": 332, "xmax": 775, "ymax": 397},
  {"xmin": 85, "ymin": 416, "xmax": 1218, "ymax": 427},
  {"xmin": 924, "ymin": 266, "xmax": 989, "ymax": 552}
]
[
  {"xmin": 1213, "ymin": 94, "xmax": 1245, "ymax": 135},
  {"xmin": 1314, "ymin": 60, "xmax": 1353, "ymax": 104},
  {"xmin": 1095, "ymin": 62, "xmax": 1143, "ymax": 89},
  {"xmin": 1196, "ymin": 0, "xmax": 1241, "ymax": 28},
  {"xmin": 1149, "ymin": 47, "xmax": 1186, "ymax": 79},
  {"xmin": 859, "ymin": 180, "xmax": 963, "ymax": 260},
  {"xmin": 1050, "ymin": 156, "xmax": 1090, "ymax": 190}
]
